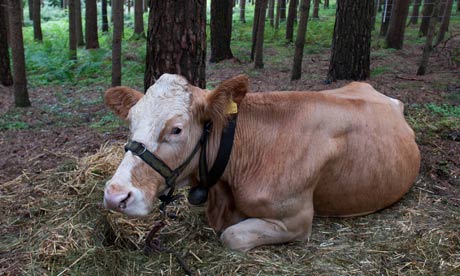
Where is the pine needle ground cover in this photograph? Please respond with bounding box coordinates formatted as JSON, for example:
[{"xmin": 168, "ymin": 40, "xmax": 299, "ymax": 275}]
[{"xmin": 1, "ymin": 142, "xmax": 459, "ymax": 275}]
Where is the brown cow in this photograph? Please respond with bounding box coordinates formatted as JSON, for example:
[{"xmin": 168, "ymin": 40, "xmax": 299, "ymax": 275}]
[{"xmin": 103, "ymin": 74, "xmax": 420, "ymax": 251}]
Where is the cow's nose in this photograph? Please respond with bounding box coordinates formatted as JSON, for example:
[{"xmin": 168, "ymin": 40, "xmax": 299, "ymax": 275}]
[{"xmin": 104, "ymin": 188, "xmax": 133, "ymax": 211}]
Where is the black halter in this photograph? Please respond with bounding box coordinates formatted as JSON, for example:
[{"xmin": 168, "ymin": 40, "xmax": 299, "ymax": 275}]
[{"xmin": 124, "ymin": 115, "xmax": 237, "ymax": 211}]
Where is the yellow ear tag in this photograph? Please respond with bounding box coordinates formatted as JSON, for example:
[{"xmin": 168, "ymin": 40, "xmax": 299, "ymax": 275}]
[{"xmin": 226, "ymin": 101, "xmax": 238, "ymax": 114}]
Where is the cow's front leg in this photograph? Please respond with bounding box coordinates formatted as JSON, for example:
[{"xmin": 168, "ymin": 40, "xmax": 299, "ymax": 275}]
[{"xmin": 220, "ymin": 207, "xmax": 313, "ymax": 252}]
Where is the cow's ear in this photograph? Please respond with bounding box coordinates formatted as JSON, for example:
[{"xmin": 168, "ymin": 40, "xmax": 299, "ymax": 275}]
[
  {"xmin": 104, "ymin": 86, "xmax": 143, "ymax": 120},
  {"xmin": 204, "ymin": 75, "xmax": 249, "ymax": 124}
]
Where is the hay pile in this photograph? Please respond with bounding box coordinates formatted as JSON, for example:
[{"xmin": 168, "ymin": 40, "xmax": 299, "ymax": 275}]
[{"xmin": 1, "ymin": 143, "xmax": 459, "ymax": 275}]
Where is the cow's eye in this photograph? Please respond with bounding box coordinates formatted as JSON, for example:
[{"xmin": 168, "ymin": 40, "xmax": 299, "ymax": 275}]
[{"xmin": 171, "ymin": 127, "xmax": 182, "ymax": 135}]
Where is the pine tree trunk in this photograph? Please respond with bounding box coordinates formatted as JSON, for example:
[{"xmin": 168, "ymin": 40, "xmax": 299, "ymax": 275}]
[
  {"xmin": 269, "ymin": 0, "xmax": 275, "ymax": 27},
  {"xmin": 240, "ymin": 0, "xmax": 246, "ymax": 22},
  {"xmin": 435, "ymin": 0, "xmax": 453, "ymax": 44},
  {"xmin": 8, "ymin": 0, "xmax": 31, "ymax": 107},
  {"xmin": 254, "ymin": 0, "xmax": 268, "ymax": 69},
  {"xmin": 385, "ymin": 0, "xmax": 410, "ymax": 49},
  {"xmin": 33, "ymin": 0, "xmax": 42, "ymax": 41},
  {"xmin": 279, "ymin": 0, "xmax": 286, "ymax": 20},
  {"xmin": 437, "ymin": 1, "xmax": 445, "ymax": 22},
  {"xmin": 420, "ymin": 0, "xmax": 434, "ymax": 36},
  {"xmin": 76, "ymin": 0, "xmax": 85, "ymax": 46},
  {"xmin": 274, "ymin": 0, "xmax": 281, "ymax": 30},
  {"xmin": 134, "ymin": 0, "xmax": 144, "ymax": 35},
  {"xmin": 328, "ymin": 0, "xmax": 374, "ymax": 81},
  {"xmin": 101, "ymin": 0, "xmax": 109, "ymax": 32},
  {"xmin": 112, "ymin": 0, "xmax": 123, "ymax": 86},
  {"xmin": 313, "ymin": 0, "xmax": 319, "ymax": 18},
  {"xmin": 0, "ymin": 0, "xmax": 13, "ymax": 86},
  {"xmin": 144, "ymin": 0, "xmax": 206, "ymax": 90},
  {"xmin": 275, "ymin": 0, "xmax": 281, "ymax": 29},
  {"xmin": 85, "ymin": 0, "xmax": 99, "ymax": 49},
  {"xmin": 380, "ymin": 0, "xmax": 393, "ymax": 36},
  {"xmin": 28, "ymin": 0, "xmax": 33, "ymax": 20},
  {"xmin": 409, "ymin": 0, "xmax": 421, "ymax": 25},
  {"xmin": 417, "ymin": 0, "xmax": 439, "ymax": 75},
  {"xmin": 285, "ymin": 0, "xmax": 298, "ymax": 42},
  {"xmin": 69, "ymin": 0, "xmax": 77, "ymax": 60},
  {"xmin": 251, "ymin": 0, "xmax": 262, "ymax": 61},
  {"xmin": 291, "ymin": 0, "xmax": 311, "ymax": 80},
  {"xmin": 324, "ymin": 0, "xmax": 329, "ymax": 8},
  {"xmin": 210, "ymin": 0, "xmax": 234, "ymax": 63}
]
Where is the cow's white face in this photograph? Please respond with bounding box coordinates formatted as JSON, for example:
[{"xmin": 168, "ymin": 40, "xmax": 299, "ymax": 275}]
[{"xmin": 103, "ymin": 74, "xmax": 249, "ymax": 216}]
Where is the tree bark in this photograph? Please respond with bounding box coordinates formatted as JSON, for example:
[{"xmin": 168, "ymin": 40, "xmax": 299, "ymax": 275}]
[
  {"xmin": 19, "ymin": 0, "xmax": 24, "ymax": 26},
  {"xmin": 210, "ymin": 0, "xmax": 234, "ymax": 63},
  {"xmin": 379, "ymin": 0, "xmax": 393, "ymax": 37},
  {"xmin": 275, "ymin": 0, "xmax": 281, "ymax": 29},
  {"xmin": 0, "ymin": 0, "xmax": 13, "ymax": 86},
  {"xmin": 291, "ymin": 0, "xmax": 311, "ymax": 80},
  {"xmin": 101, "ymin": 0, "xmax": 109, "ymax": 32},
  {"xmin": 254, "ymin": 0, "xmax": 268, "ymax": 68},
  {"xmin": 85, "ymin": 0, "xmax": 99, "ymax": 49},
  {"xmin": 76, "ymin": 0, "xmax": 85, "ymax": 46},
  {"xmin": 134, "ymin": 0, "xmax": 144, "ymax": 35},
  {"xmin": 313, "ymin": 0, "xmax": 319, "ymax": 18},
  {"xmin": 420, "ymin": 0, "xmax": 434, "ymax": 36},
  {"xmin": 240, "ymin": 0, "xmax": 246, "ymax": 22},
  {"xmin": 251, "ymin": 0, "xmax": 262, "ymax": 60},
  {"xmin": 324, "ymin": 0, "xmax": 329, "ymax": 8},
  {"xmin": 33, "ymin": 0, "xmax": 42, "ymax": 41},
  {"xmin": 285, "ymin": 0, "xmax": 298, "ymax": 42},
  {"xmin": 268, "ymin": 0, "xmax": 275, "ymax": 27},
  {"xmin": 437, "ymin": 0, "xmax": 445, "ymax": 22},
  {"xmin": 328, "ymin": 0, "xmax": 374, "ymax": 81},
  {"xmin": 68, "ymin": 0, "xmax": 77, "ymax": 60},
  {"xmin": 279, "ymin": 0, "xmax": 286, "ymax": 20},
  {"xmin": 28, "ymin": 0, "xmax": 33, "ymax": 20},
  {"xmin": 417, "ymin": 0, "xmax": 439, "ymax": 75},
  {"xmin": 385, "ymin": 0, "xmax": 411, "ymax": 49},
  {"xmin": 435, "ymin": 0, "xmax": 453, "ymax": 44},
  {"xmin": 8, "ymin": 0, "xmax": 31, "ymax": 106},
  {"xmin": 409, "ymin": 0, "xmax": 422, "ymax": 25},
  {"xmin": 112, "ymin": 0, "xmax": 123, "ymax": 86},
  {"xmin": 144, "ymin": 0, "xmax": 206, "ymax": 90}
]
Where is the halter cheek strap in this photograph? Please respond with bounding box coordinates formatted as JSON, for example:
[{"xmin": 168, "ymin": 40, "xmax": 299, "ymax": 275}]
[{"xmin": 124, "ymin": 121, "xmax": 211, "ymax": 210}]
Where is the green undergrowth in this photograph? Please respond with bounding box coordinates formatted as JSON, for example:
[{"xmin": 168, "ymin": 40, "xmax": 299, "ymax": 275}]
[
  {"xmin": 23, "ymin": 20, "xmax": 145, "ymax": 88},
  {"xmin": 406, "ymin": 103, "xmax": 460, "ymax": 144}
]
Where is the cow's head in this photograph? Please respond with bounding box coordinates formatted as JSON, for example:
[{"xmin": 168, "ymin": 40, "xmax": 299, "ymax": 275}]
[{"xmin": 103, "ymin": 74, "xmax": 249, "ymax": 216}]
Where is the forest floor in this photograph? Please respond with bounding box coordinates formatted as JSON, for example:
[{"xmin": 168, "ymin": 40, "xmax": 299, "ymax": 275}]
[{"xmin": 1, "ymin": 25, "xmax": 460, "ymax": 275}]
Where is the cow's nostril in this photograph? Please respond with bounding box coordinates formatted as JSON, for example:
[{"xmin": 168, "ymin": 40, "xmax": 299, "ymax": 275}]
[{"xmin": 118, "ymin": 192, "xmax": 132, "ymax": 209}]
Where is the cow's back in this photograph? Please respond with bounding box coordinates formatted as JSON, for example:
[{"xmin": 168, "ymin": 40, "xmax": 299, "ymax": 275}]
[
  {"xmin": 230, "ymin": 82, "xmax": 420, "ymax": 218},
  {"xmin": 311, "ymin": 83, "xmax": 420, "ymax": 216}
]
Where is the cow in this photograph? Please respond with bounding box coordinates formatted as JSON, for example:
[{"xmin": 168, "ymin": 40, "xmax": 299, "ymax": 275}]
[{"xmin": 103, "ymin": 74, "xmax": 420, "ymax": 252}]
